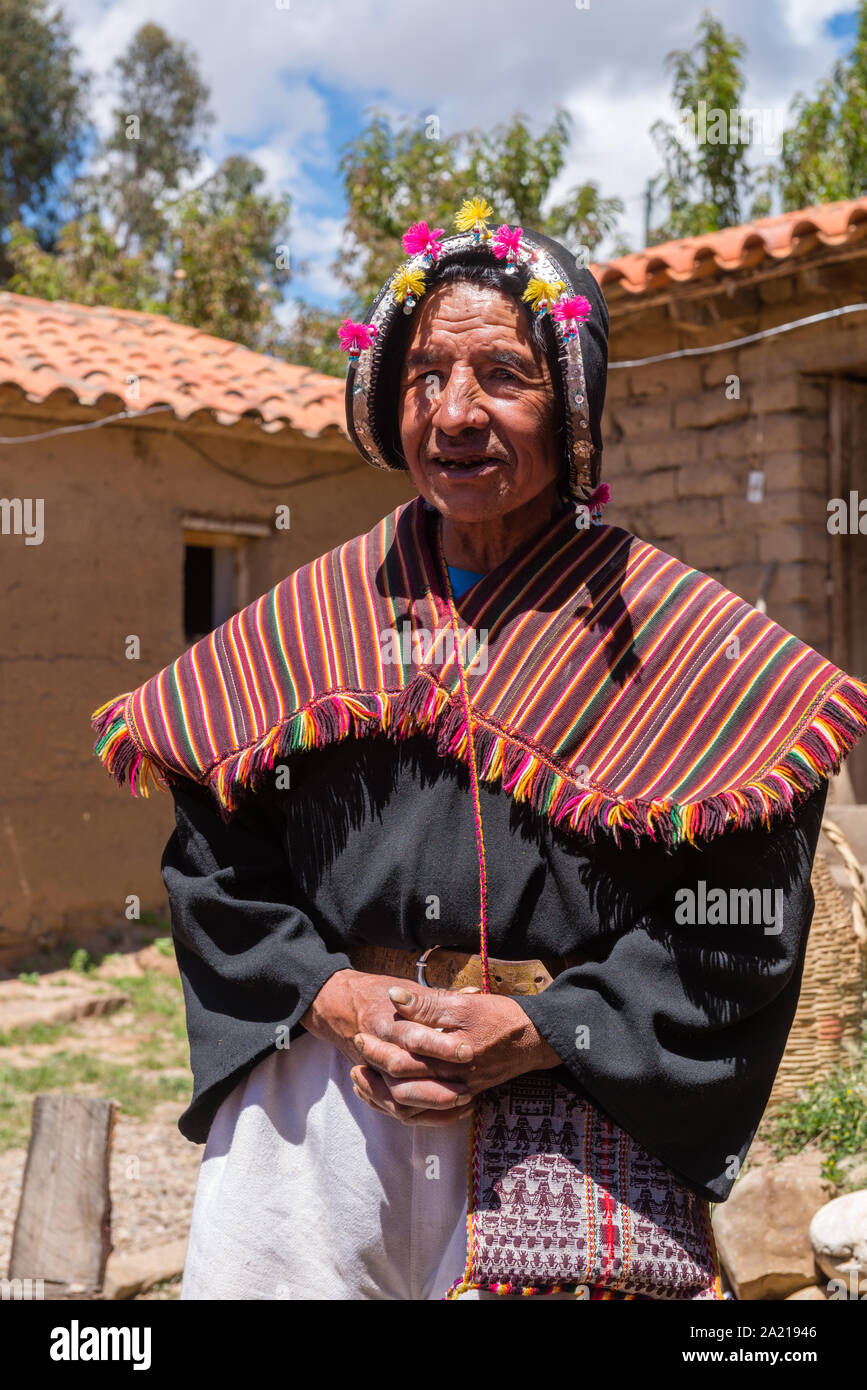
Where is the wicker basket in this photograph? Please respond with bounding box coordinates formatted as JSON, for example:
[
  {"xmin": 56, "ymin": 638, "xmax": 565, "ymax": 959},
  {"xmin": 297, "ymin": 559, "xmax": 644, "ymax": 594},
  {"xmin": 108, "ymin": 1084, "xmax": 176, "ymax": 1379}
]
[{"xmin": 764, "ymin": 816, "xmax": 867, "ymax": 1112}]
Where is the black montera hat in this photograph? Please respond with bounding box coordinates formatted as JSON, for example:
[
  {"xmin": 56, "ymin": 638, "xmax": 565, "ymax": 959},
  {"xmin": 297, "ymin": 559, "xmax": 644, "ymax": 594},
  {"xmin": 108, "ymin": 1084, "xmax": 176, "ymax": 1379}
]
[{"xmin": 340, "ymin": 210, "xmax": 609, "ymax": 500}]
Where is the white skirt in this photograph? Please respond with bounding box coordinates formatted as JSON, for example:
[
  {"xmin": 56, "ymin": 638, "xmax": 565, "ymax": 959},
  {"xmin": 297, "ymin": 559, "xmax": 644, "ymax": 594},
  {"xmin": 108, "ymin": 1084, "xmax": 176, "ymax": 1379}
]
[{"xmin": 181, "ymin": 1029, "xmax": 483, "ymax": 1300}]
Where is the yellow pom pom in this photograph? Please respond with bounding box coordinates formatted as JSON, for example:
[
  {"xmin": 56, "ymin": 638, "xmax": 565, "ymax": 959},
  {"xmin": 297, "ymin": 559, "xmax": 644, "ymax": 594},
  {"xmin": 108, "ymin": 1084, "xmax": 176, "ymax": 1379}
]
[
  {"xmin": 521, "ymin": 277, "xmax": 566, "ymax": 313},
  {"xmin": 391, "ymin": 266, "xmax": 427, "ymax": 304},
  {"xmin": 454, "ymin": 197, "xmax": 494, "ymax": 233}
]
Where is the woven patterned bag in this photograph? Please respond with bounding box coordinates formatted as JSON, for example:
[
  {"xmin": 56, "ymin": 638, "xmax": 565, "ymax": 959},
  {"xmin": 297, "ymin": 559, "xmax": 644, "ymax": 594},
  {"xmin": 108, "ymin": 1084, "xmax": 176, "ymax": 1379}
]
[
  {"xmin": 765, "ymin": 817, "xmax": 867, "ymax": 1111},
  {"xmin": 445, "ymin": 1072, "xmax": 725, "ymax": 1300}
]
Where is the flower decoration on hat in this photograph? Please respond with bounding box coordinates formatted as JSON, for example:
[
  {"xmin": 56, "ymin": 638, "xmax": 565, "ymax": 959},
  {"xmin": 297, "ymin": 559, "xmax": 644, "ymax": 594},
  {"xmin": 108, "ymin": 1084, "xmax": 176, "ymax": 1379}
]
[
  {"xmin": 402, "ymin": 221, "xmax": 445, "ymax": 265},
  {"xmin": 552, "ymin": 294, "xmax": 592, "ymax": 338},
  {"xmin": 586, "ymin": 481, "xmax": 611, "ymax": 523},
  {"xmin": 391, "ymin": 265, "xmax": 427, "ymax": 315},
  {"xmin": 337, "ymin": 318, "xmax": 378, "ymax": 361},
  {"xmin": 454, "ymin": 196, "xmax": 494, "ymax": 243},
  {"xmin": 522, "ymin": 277, "xmax": 566, "ymax": 318},
  {"xmin": 492, "ymin": 224, "xmax": 523, "ymax": 275}
]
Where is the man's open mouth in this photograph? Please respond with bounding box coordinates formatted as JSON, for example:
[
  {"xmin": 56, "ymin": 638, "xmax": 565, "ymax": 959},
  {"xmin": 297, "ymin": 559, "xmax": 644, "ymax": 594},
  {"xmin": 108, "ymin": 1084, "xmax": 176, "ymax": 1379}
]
[{"xmin": 431, "ymin": 456, "xmax": 503, "ymax": 473}]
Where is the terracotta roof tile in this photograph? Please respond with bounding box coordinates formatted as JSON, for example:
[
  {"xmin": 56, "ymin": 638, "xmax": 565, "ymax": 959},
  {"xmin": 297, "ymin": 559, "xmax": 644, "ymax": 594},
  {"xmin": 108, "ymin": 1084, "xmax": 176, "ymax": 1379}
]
[
  {"xmin": 0, "ymin": 292, "xmax": 348, "ymax": 439},
  {"xmin": 589, "ymin": 196, "xmax": 867, "ymax": 296},
  {"xmin": 4, "ymin": 196, "xmax": 867, "ymax": 425}
]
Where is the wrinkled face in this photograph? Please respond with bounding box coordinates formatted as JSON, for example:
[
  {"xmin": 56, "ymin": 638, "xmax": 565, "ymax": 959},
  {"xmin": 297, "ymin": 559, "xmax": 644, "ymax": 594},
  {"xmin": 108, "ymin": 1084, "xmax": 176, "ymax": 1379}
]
[{"xmin": 397, "ymin": 281, "xmax": 561, "ymax": 522}]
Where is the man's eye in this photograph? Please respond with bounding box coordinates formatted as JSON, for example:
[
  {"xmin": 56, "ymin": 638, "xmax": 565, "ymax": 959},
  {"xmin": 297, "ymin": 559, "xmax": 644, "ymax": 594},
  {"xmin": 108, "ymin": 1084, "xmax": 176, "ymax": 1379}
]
[{"xmin": 492, "ymin": 368, "xmax": 518, "ymax": 381}]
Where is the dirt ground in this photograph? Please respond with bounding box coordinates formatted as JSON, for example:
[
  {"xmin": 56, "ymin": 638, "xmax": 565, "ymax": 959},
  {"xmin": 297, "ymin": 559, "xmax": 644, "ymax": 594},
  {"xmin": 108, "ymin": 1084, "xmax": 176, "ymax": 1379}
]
[{"xmin": 0, "ymin": 928, "xmax": 201, "ymax": 1299}]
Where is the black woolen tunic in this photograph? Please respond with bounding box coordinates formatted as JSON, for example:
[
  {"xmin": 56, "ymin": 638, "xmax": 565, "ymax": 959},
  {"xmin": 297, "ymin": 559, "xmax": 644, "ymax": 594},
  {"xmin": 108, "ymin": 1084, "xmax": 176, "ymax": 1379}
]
[{"xmin": 160, "ymin": 730, "xmax": 827, "ymax": 1205}]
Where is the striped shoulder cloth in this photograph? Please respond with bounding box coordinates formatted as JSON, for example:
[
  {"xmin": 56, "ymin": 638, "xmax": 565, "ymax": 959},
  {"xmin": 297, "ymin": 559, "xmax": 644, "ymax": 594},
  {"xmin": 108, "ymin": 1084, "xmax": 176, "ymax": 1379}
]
[{"xmin": 91, "ymin": 495, "xmax": 867, "ymax": 853}]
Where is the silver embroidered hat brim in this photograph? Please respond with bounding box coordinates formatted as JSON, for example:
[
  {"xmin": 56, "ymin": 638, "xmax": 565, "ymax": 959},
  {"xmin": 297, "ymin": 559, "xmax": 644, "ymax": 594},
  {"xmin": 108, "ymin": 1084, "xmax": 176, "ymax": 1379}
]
[{"xmin": 343, "ymin": 229, "xmax": 596, "ymax": 499}]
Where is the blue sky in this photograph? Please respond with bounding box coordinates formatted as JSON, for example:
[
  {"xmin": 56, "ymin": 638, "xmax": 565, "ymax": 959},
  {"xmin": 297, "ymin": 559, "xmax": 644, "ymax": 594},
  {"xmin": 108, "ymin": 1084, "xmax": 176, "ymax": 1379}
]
[{"xmin": 64, "ymin": 0, "xmax": 862, "ymax": 317}]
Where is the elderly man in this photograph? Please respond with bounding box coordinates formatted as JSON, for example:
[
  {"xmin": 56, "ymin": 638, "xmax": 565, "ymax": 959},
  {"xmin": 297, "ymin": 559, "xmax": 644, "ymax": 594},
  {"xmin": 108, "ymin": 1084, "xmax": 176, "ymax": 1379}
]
[{"xmin": 92, "ymin": 204, "xmax": 867, "ymax": 1301}]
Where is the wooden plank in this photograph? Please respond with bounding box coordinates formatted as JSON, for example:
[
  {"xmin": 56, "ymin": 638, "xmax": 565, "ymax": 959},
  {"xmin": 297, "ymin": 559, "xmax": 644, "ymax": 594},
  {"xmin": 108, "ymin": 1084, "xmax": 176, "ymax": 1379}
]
[{"xmin": 8, "ymin": 1095, "xmax": 116, "ymax": 1292}]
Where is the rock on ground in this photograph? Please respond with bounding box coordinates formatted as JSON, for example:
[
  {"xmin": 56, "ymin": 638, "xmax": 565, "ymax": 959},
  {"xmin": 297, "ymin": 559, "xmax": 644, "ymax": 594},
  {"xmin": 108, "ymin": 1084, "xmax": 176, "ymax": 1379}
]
[
  {"xmin": 712, "ymin": 1151, "xmax": 836, "ymax": 1300},
  {"xmin": 810, "ymin": 1189, "xmax": 867, "ymax": 1296},
  {"xmin": 103, "ymin": 1240, "xmax": 189, "ymax": 1300}
]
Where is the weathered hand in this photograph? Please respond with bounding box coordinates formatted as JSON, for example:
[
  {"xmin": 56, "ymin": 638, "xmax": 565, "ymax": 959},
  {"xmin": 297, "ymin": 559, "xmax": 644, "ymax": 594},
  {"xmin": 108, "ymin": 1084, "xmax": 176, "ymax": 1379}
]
[
  {"xmin": 350, "ymin": 983, "xmax": 561, "ymax": 1125},
  {"xmin": 300, "ymin": 969, "xmax": 476, "ymax": 1112}
]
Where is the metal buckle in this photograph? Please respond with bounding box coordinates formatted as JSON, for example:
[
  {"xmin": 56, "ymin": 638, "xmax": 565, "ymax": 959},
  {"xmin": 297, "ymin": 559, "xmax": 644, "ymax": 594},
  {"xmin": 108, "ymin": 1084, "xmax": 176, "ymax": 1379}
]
[{"xmin": 415, "ymin": 945, "xmax": 440, "ymax": 987}]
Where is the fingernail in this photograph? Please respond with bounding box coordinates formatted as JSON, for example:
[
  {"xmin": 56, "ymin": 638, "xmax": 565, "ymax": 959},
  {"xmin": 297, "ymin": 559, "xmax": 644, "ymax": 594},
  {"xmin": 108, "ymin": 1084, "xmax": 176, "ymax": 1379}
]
[
  {"xmin": 353, "ymin": 1033, "xmax": 364, "ymax": 1052},
  {"xmin": 388, "ymin": 986, "xmax": 413, "ymax": 1005},
  {"xmin": 456, "ymin": 1093, "xmax": 474, "ymax": 1105},
  {"xmin": 456, "ymin": 1043, "xmax": 474, "ymax": 1061}
]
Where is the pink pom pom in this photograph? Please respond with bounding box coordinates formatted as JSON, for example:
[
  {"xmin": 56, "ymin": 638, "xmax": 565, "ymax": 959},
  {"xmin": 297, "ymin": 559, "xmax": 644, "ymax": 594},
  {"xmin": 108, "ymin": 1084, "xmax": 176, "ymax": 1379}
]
[
  {"xmin": 587, "ymin": 483, "xmax": 610, "ymax": 513},
  {"xmin": 552, "ymin": 295, "xmax": 592, "ymax": 325},
  {"xmin": 402, "ymin": 221, "xmax": 445, "ymax": 260},
  {"xmin": 337, "ymin": 319, "xmax": 378, "ymax": 355},
  {"xmin": 492, "ymin": 225, "xmax": 523, "ymax": 260}
]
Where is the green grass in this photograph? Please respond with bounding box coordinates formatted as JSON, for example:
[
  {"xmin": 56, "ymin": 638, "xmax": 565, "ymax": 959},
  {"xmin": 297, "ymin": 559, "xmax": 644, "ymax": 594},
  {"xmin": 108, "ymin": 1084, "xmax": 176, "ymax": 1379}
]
[
  {"xmin": 0, "ymin": 1021, "xmax": 83, "ymax": 1048},
  {"xmin": 138, "ymin": 1277, "xmax": 182, "ymax": 1300},
  {"xmin": 763, "ymin": 1033, "xmax": 867, "ymax": 1189},
  {"xmin": 0, "ymin": 1055, "xmax": 191, "ymax": 1150},
  {"xmin": 110, "ymin": 973, "xmax": 187, "ymax": 1037},
  {"xmin": 69, "ymin": 948, "xmax": 98, "ymax": 975},
  {"xmin": 10, "ymin": 926, "xmax": 172, "ymax": 979},
  {"xmin": 138, "ymin": 912, "xmax": 171, "ymax": 929},
  {"xmin": 0, "ymin": 955, "xmax": 191, "ymax": 1152}
]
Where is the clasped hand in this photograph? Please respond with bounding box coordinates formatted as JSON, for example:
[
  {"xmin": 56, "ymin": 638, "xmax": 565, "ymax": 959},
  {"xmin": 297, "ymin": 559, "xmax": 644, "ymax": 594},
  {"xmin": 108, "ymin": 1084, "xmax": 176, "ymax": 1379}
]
[{"xmin": 300, "ymin": 968, "xmax": 560, "ymax": 1126}]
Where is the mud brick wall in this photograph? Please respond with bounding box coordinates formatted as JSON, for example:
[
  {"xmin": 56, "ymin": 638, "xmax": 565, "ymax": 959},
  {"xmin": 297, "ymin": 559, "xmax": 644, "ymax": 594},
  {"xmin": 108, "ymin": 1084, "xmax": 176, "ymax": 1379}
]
[
  {"xmin": 601, "ymin": 309, "xmax": 850, "ymax": 655},
  {"xmin": 0, "ymin": 407, "xmax": 413, "ymax": 960}
]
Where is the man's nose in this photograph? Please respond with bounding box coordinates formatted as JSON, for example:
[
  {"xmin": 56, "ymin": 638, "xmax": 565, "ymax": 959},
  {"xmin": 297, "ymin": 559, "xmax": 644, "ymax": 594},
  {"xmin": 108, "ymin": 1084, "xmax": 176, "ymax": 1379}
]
[{"xmin": 432, "ymin": 372, "xmax": 488, "ymax": 432}]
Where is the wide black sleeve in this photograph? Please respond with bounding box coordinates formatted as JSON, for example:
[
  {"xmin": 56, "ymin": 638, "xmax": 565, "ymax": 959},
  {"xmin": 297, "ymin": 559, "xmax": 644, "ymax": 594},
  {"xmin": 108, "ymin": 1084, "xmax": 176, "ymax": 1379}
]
[
  {"xmin": 160, "ymin": 777, "xmax": 353, "ymax": 1143},
  {"xmin": 517, "ymin": 781, "xmax": 828, "ymax": 1204}
]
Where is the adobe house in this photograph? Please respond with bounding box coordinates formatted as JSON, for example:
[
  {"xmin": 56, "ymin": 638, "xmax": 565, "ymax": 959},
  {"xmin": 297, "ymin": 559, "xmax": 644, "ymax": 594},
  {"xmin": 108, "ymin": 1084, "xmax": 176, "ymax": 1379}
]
[
  {"xmin": 0, "ymin": 296, "xmax": 413, "ymax": 962},
  {"xmin": 2, "ymin": 194, "xmax": 866, "ymax": 960}
]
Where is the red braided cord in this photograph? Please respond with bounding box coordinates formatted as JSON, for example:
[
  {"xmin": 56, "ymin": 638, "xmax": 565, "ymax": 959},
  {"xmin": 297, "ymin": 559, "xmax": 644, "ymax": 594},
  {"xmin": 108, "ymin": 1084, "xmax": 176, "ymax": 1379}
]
[{"xmin": 434, "ymin": 516, "xmax": 492, "ymax": 996}]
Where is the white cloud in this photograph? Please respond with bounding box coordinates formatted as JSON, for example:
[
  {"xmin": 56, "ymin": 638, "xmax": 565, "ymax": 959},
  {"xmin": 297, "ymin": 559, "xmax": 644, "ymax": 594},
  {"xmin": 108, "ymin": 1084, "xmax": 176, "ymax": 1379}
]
[
  {"xmin": 61, "ymin": 0, "xmax": 857, "ymax": 287},
  {"xmin": 287, "ymin": 212, "xmax": 345, "ymax": 300},
  {"xmin": 777, "ymin": 0, "xmax": 852, "ymax": 47}
]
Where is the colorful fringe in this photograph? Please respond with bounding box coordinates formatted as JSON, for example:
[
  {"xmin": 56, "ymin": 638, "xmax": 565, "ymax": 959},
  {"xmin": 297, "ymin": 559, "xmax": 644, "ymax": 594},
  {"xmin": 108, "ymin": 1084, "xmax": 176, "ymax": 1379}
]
[
  {"xmin": 90, "ymin": 496, "xmax": 867, "ymax": 854},
  {"xmin": 91, "ymin": 666, "xmax": 867, "ymax": 854}
]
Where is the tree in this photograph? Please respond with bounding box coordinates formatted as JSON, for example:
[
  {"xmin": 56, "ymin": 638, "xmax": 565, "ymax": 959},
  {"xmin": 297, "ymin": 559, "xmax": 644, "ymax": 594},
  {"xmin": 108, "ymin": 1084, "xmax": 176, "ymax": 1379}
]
[
  {"xmin": 647, "ymin": 10, "xmax": 770, "ymax": 243},
  {"xmin": 0, "ymin": 0, "xmax": 89, "ymax": 271},
  {"xmin": 775, "ymin": 1, "xmax": 867, "ymax": 208},
  {"xmin": 280, "ymin": 300, "xmax": 350, "ymax": 378},
  {"xmin": 5, "ymin": 25, "xmax": 291, "ymax": 351},
  {"xmin": 5, "ymin": 213, "xmax": 159, "ymax": 309},
  {"xmin": 333, "ymin": 107, "xmax": 624, "ymax": 309},
  {"xmin": 7, "ymin": 155, "xmax": 290, "ymax": 347},
  {"xmin": 166, "ymin": 155, "xmax": 290, "ymax": 348},
  {"xmin": 282, "ymin": 106, "xmax": 623, "ymax": 375},
  {"xmin": 82, "ymin": 21, "xmax": 214, "ymax": 254}
]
